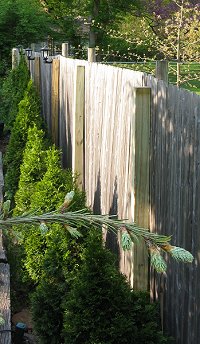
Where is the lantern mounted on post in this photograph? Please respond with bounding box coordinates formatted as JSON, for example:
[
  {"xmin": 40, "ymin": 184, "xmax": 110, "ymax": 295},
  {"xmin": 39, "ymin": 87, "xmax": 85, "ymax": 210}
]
[
  {"xmin": 40, "ymin": 46, "xmax": 52, "ymax": 63},
  {"xmin": 25, "ymin": 48, "xmax": 35, "ymax": 60}
]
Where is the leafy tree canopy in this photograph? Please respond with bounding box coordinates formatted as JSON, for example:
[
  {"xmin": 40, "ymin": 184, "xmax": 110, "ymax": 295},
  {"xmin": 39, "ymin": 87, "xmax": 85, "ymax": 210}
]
[
  {"xmin": 0, "ymin": 0, "xmax": 55, "ymax": 70},
  {"xmin": 41, "ymin": 0, "xmax": 143, "ymax": 47}
]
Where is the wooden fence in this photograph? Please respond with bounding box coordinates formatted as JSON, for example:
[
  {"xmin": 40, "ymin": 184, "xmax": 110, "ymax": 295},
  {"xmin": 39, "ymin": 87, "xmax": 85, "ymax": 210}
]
[
  {"xmin": 0, "ymin": 152, "xmax": 11, "ymax": 344},
  {"xmin": 28, "ymin": 53, "xmax": 200, "ymax": 344}
]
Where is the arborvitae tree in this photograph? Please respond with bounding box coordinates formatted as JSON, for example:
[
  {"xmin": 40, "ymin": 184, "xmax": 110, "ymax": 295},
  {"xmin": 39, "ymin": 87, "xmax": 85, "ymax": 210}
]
[
  {"xmin": 4, "ymin": 79, "xmax": 43, "ymax": 201},
  {"xmin": 14, "ymin": 125, "xmax": 49, "ymax": 215},
  {"xmin": 62, "ymin": 229, "xmax": 171, "ymax": 344},
  {"xmin": 9, "ymin": 122, "xmax": 86, "ymax": 342}
]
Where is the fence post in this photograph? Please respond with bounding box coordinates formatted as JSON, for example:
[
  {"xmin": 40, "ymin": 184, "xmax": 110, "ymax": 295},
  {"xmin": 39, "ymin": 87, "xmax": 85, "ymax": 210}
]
[
  {"xmin": 88, "ymin": 48, "xmax": 96, "ymax": 62},
  {"xmin": 156, "ymin": 60, "xmax": 169, "ymax": 83},
  {"xmin": 34, "ymin": 57, "xmax": 41, "ymax": 96},
  {"xmin": 62, "ymin": 43, "xmax": 69, "ymax": 57},
  {"xmin": 12, "ymin": 48, "xmax": 19, "ymax": 69},
  {"xmin": 132, "ymin": 87, "xmax": 151, "ymax": 290},
  {"xmin": 51, "ymin": 59, "xmax": 60, "ymax": 146},
  {"xmin": 73, "ymin": 66, "xmax": 85, "ymax": 190}
]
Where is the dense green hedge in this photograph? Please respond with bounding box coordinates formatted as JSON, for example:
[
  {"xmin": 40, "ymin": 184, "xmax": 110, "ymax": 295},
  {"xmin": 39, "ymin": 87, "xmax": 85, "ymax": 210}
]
[
  {"xmin": 4, "ymin": 79, "xmax": 44, "ymax": 202},
  {"xmin": 62, "ymin": 229, "xmax": 171, "ymax": 344},
  {"xmin": 11, "ymin": 119, "xmax": 86, "ymax": 342}
]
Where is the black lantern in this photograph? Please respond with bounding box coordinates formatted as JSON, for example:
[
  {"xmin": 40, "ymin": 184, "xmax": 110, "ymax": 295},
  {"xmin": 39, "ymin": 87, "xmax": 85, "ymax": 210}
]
[
  {"xmin": 25, "ymin": 48, "xmax": 35, "ymax": 60},
  {"xmin": 40, "ymin": 46, "xmax": 52, "ymax": 63}
]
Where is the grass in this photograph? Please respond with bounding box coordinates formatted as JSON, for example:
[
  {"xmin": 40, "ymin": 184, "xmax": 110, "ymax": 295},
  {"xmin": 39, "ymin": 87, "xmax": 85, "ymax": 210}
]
[{"xmin": 111, "ymin": 61, "xmax": 200, "ymax": 94}]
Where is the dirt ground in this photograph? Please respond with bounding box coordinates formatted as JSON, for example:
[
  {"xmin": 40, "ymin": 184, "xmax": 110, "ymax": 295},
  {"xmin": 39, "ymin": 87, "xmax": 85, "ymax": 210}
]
[
  {"xmin": 12, "ymin": 308, "xmax": 38, "ymax": 344},
  {"xmin": 0, "ymin": 134, "xmax": 9, "ymax": 153}
]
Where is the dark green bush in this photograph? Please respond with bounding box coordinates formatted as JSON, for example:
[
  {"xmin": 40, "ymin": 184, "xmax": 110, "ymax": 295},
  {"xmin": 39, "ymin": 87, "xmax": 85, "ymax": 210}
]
[
  {"xmin": 9, "ymin": 122, "xmax": 86, "ymax": 342},
  {"xmin": 4, "ymin": 79, "xmax": 43, "ymax": 201},
  {"xmin": 14, "ymin": 123, "xmax": 86, "ymax": 282},
  {"xmin": 31, "ymin": 226, "xmax": 87, "ymax": 344},
  {"xmin": 14, "ymin": 125, "xmax": 49, "ymax": 214},
  {"xmin": 0, "ymin": 55, "xmax": 30, "ymax": 129},
  {"xmin": 62, "ymin": 229, "xmax": 170, "ymax": 344}
]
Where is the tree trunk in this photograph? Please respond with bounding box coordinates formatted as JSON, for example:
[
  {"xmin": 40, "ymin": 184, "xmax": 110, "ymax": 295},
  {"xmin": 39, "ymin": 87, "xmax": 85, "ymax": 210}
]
[{"xmin": 89, "ymin": 0, "xmax": 100, "ymax": 48}]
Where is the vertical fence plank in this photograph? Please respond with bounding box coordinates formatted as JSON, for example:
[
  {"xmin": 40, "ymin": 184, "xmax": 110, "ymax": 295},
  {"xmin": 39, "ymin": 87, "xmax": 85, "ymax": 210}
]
[
  {"xmin": 0, "ymin": 152, "xmax": 11, "ymax": 344},
  {"xmin": 156, "ymin": 61, "xmax": 169, "ymax": 83},
  {"xmin": 88, "ymin": 48, "xmax": 96, "ymax": 62},
  {"xmin": 0, "ymin": 263, "xmax": 11, "ymax": 344},
  {"xmin": 34, "ymin": 57, "xmax": 41, "ymax": 95},
  {"xmin": 12, "ymin": 48, "xmax": 19, "ymax": 69},
  {"xmin": 51, "ymin": 59, "xmax": 60, "ymax": 146},
  {"xmin": 73, "ymin": 66, "xmax": 85, "ymax": 190},
  {"xmin": 62, "ymin": 43, "xmax": 69, "ymax": 58},
  {"xmin": 133, "ymin": 87, "xmax": 151, "ymax": 290}
]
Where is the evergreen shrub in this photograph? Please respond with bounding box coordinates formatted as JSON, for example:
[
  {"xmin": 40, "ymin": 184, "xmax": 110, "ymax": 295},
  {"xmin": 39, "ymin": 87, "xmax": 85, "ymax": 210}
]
[
  {"xmin": 62, "ymin": 229, "xmax": 171, "ymax": 344},
  {"xmin": 4, "ymin": 79, "xmax": 43, "ymax": 201},
  {"xmin": 10, "ymin": 123, "xmax": 86, "ymax": 343},
  {"xmin": 14, "ymin": 125, "xmax": 49, "ymax": 215}
]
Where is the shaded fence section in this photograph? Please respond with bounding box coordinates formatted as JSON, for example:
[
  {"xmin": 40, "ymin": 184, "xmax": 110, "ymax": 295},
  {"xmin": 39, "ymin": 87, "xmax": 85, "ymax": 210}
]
[
  {"xmin": 29, "ymin": 54, "xmax": 200, "ymax": 344},
  {"xmin": 146, "ymin": 78, "xmax": 200, "ymax": 344}
]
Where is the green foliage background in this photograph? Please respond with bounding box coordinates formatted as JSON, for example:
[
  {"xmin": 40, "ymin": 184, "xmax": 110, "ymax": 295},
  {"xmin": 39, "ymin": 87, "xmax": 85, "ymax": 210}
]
[
  {"xmin": 0, "ymin": 55, "xmax": 29, "ymax": 127},
  {"xmin": 0, "ymin": 0, "xmax": 55, "ymax": 73}
]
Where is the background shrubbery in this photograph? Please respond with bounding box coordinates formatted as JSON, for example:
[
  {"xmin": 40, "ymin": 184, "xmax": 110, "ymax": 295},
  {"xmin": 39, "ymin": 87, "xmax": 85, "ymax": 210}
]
[{"xmin": 0, "ymin": 55, "xmax": 29, "ymax": 129}]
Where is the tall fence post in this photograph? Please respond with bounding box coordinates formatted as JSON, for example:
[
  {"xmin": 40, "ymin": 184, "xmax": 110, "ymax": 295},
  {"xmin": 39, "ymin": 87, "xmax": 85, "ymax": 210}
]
[
  {"xmin": 73, "ymin": 66, "xmax": 85, "ymax": 190},
  {"xmin": 88, "ymin": 48, "xmax": 96, "ymax": 62},
  {"xmin": 132, "ymin": 87, "xmax": 151, "ymax": 290},
  {"xmin": 34, "ymin": 57, "xmax": 41, "ymax": 96},
  {"xmin": 12, "ymin": 48, "xmax": 19, "ymax": 69},
  {"xmin": 62, "ymin": 43, "xmax": 69, "ymax": 58},
  {"xmin": 156, "ymin": 60, "xmax": 169, "ymax": 83},
  {"xmin": 51, "ymin": 59, "xmax": 60, "ymax": 146}
]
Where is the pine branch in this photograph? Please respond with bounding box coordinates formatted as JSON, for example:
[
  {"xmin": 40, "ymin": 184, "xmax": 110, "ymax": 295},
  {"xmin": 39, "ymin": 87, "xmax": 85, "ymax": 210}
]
[{"xmin": 0, "ymin": 196, "xmax": 194, "ymax": 273}]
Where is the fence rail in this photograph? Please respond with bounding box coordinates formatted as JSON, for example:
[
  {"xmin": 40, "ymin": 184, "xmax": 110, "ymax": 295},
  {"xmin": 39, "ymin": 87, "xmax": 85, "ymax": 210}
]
[{"xmin": 25, "ymin": 50, "xmax": 200, "ymax": 344}]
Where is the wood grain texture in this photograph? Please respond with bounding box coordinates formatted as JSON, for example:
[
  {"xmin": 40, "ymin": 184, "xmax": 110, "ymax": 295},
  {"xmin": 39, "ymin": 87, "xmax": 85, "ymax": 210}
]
[
  {"xmin": 0, "ymin": 152, "xmax": 11, "ymax": 344},
  {"xmin": 34, "ymin": 57, "xmax": 41, "ymax": 96},
  {"xmin": 0, "ymin": 263, "xmax": 11, "ymax": 344},
  {"xmin": 73, "ymin": 66, "xmax": 85, "ymax": 189},
  {"xmin": 133, "ymin": 87, "xmax": 151, "ymax": 290},
  {"xmin": 51, "ymin": 59, "xmax": 60, "ymax": 146},
  {"xmin": 40, "ymin": 60, "xmax": 52, "ymax": 132},
  {"xmin": 0, "ymin": 152, "xmax": 6, "ymax": 262},
  {"xmin": 145, "ymin": 74, "xmax": 200, "ymax": 344}
]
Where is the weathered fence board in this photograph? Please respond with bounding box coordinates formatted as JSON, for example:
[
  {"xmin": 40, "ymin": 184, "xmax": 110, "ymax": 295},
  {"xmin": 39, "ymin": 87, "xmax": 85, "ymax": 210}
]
[
  {"xmin": 0, "ymin": 263, "xmax": 11, "ymax": 344},
  {"xmin": 133, "ymin": 87, "xmax": 151, "ymax": 291},
  {"xmin": 145, "ymin": 73, "xmax": 200, "ymax": 344},
  {"xmin": 73, "ymin": 65, "xmax": 85, "ymax": 189},
  {"xmin": 30, "ymin": 54, "xmax": 200, "ymax": 344},
  {"xmin": 51, "ymin": 59, "xmax": 60, "ymax": 146},
  {"xmin": 0, "ymin": 152, "xmax": 11, "ymax": 344}
]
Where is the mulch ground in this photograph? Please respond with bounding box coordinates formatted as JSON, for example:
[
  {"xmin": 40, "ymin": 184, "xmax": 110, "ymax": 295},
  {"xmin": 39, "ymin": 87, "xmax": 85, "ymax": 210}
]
[{"xmin": 0, "ymin": 134, "xmax": 9, "ymax": 154}]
